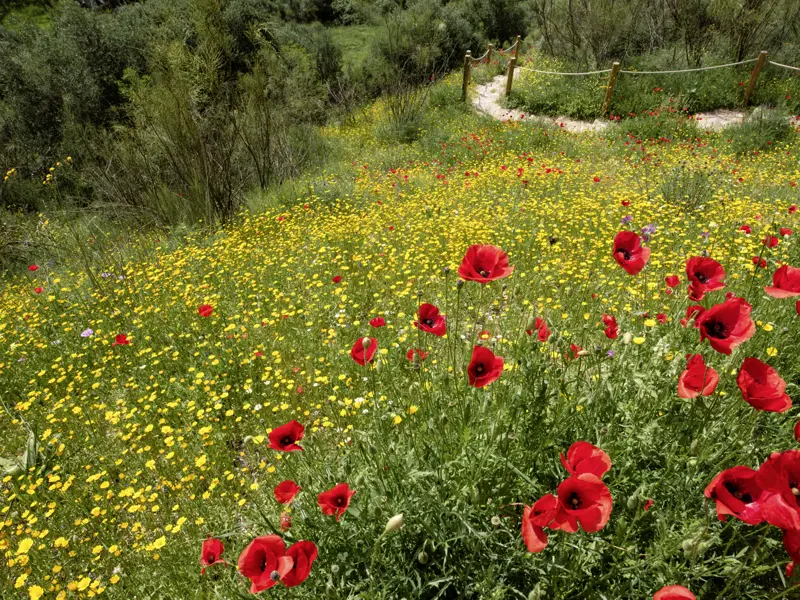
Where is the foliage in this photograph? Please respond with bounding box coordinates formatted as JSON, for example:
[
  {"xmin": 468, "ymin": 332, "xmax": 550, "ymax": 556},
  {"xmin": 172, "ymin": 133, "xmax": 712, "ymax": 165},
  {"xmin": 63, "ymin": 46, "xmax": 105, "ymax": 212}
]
[{"xmin": 724, "ymin": 106, "xmax": 796, "ymax": 155}]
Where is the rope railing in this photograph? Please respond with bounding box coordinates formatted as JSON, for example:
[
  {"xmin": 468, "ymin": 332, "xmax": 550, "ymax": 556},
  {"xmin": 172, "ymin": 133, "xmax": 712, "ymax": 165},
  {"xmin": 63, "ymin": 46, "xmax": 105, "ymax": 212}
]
[{"xmin": 464, "ymin": 46, "xmax": 800, "ymax": 115}]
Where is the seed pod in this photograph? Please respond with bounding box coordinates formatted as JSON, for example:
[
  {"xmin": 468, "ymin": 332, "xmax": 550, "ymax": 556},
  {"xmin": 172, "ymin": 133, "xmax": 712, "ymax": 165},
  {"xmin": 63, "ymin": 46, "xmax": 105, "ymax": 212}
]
[
  {"xmin": 384, "ymin": 513, "xmax": 404, "ymax": 534},
  {"xmin": 280, "ymin": 511, "xmax": 291, "ymax": 532}
]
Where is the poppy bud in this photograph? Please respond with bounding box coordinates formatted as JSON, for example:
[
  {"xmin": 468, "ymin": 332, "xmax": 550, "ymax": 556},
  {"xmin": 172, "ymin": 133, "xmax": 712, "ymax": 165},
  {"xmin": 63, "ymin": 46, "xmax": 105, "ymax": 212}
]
[
  {"xmin": 417, "ymin": 550, "xmax": 429, "ymax": 564},
  {"xmin": 490, "ymin": 515, "xmax": 501, "ymax": 527},
  {"xmin": 443, "ymin": 266, "xmax": 450, "ymax": 274},
  {"xmin": 384, "ymin": 513, "xmax": 404, "ymax": 534},
  {"xmin": 362, "ymin": 337, "xmax": 372, "ymax": 349},
  {"xmin": 622, "ymin": 332, "xmax": 634, "ymax": 344},
  {"xmin": 243, "ymin": 435, "xmax": 253, "ymax": 444},
  {"xmin": 373, "ymin": 505, "xmax": 382, "ymax": 519},
  {"xmin": 457, "ymin": 280, "xmax": 464, "ymax": 289}
]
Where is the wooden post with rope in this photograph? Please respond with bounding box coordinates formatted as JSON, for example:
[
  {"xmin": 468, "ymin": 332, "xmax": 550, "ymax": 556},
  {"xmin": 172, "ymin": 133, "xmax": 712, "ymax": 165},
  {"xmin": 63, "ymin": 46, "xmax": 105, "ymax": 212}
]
[
  {"xmin": 462, "ymin": 51, "xmax": 472, "ymax": 101},
  {"xmin": 487, "ymin": 43, "xmax": 493, "ymax": 65},
  {"xmin": 514, "ymin": 35, "xmax": 521, "ymax": 61},
  {"xmin": 601, "ymin": 62, "xmax": 621, "ymax": 115},
  {"xmin": 505, "ymin": 57, "xmax": 516, "ymax": 96},
  {"xmin": 743, "ymin": 51, "xmax": 768, "ymax": 106}
]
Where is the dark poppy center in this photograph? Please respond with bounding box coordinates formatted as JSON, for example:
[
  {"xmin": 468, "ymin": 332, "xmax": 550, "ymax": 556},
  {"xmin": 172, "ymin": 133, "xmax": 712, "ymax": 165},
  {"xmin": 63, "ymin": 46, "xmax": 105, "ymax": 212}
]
[
  {"xmin": 270, "ymin": 570, "xmax": 281, "ymax": 581},
  {"xmin": 281, "ymin": 436, "xmax": 293, "ymax": 445},
  {"xmin": 207, "ymin": 553, "xmax": 216, "ymax": 563},
  {"xmin": 479, "ymin": 270, "xmax": 489, "ymax": 277},
  {"xmin": 335, "ymin": 496, "xmax": 345, "ymax": 506},
  {"xmin": 705, "ymin": 320, "xmax": 728, "ymax": 339},
  {"xmin": 620, "ymin": 250, "xmax": 632, "ymax": 261},
  {"xmin": 696, "ymin": 272, "xmax": 708, "ymax": 283},
  {"xmin": 723, "ymin": 481, "xmax": 751, "ymax": 503},
  {"xmin": 475, "ymin": 364, "xmax": 484, "ymax": 374},
  {"xmin": 259, "ymin": 556, "xmax": 267, "ymax": 573},
  {"xmin": 568, "ymin": 492, "xmax": 582, "ymax": 509},
  {"xmin": 423, "ymin": 318, "xmax": 434, "ymax": 327}
]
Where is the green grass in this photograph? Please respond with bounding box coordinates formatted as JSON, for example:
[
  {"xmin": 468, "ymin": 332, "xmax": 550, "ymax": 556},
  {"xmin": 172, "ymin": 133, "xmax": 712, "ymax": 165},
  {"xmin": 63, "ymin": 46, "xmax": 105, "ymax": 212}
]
[{"xmin": 328, "ymin": 24, "xmax": 381, "ymax": 71}]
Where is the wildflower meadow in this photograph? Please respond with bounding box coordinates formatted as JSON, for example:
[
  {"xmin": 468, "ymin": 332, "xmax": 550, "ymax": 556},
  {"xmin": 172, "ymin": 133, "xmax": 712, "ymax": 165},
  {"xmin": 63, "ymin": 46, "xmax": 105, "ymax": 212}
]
[{"xmin": 4, "ymin": 89, "xmax": 800, "ymax": 599}]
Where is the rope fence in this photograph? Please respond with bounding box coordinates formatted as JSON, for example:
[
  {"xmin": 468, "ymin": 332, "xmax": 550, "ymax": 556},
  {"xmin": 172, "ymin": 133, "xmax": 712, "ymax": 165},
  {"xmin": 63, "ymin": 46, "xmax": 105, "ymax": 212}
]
[{"xmin": 462, "ymin": 44, "xmax": 800, "ymax": 114}]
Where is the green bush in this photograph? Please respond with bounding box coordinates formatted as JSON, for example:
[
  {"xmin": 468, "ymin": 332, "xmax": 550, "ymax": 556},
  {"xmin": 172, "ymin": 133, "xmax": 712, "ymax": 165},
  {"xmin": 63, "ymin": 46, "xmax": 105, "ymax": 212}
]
[{"xmin": 723, "ymin": 106, "xmax": 793, "ymax": 154}]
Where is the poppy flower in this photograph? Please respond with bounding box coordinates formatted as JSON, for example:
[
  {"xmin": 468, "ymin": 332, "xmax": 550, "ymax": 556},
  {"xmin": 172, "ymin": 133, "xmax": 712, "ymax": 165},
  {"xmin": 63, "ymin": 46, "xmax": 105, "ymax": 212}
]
[
  {"xmin": 467, "ymin": 346, "xmax": 504, "ymax": 388},
  {"xmin": 198, "ymin": 304, "xmax": 214, "ymax": 317},
  {"xmin": 785, "ymin": 529, "xmax": 800, "ymax": 564},
  {"xmin": 695, "ymin": 296, "xmax": 755, "ymax": 354},
  {"xmin": 550, "ymin": 474, "xmax": 613, "ymax": 533},
  {"xmin": 752, "ymin": 256, "xmax": 767, "ymax": 268},
  {"xmin": 369, "ymin": 317, "xmax": 386, "ymax": 328},
  {"xmin": 621, "ymin": 199, "xmax": 631, "ymax": 207},
  {"xmin": 686, "ymin": 256, "xmax": 726, "ymax": 294},
  {"xmin": 791, "ymin": 205, "xmax": 798, "ymax": 214},
  {"xmin": 28, "ymin": 265, "xmax": 38, "ymax": 272},
  {"xmin": 704, "ymin": 466, "xmax": 763, "ymax": 525},
  {"xmin": 757, "ymin": 450, "xmax": 800, "ymax": 530},
  {"xmin": 526, "ymin": 317, "xmax": 551, "ymax": 341},
  {"xmin": 677, "ymin": 354, "xmax": 719, "ymax": 398},
  {"xmin": 34, "ymin": 286, "xmax": 43, "ymax": 294},
  {"xmin": 521, "ymin": 494, "xmax": 558, "ymax": 553},
  {"xmin": 332, "ymin": 275, "xmax": 341, "ymax": 283},
  {"xmin": 280, "ymin": 512, "xmax": 292, "ymax": 532},
  {"xmin": 559, "ymin": 441, "xmax": 611, "ymax": 478},
  {"xmin": 200, "ymin": 537, "xmax": 227, "ymax": 575},
  {"xmin": 406, "ymin": 348, "xmax": 428, "ymax": 362},
  {"xmin": 317, "ymin": 483, "xmax": 355, "ymax": 521},
  {"xmin": 737, "ymin": 357, "xmax": 791, "ymax": 412},
  {"xmin": 601, "ymin": 314, "xmax": 618, "ymax": 339},
  {"xmin": 113, "ymin": 334, "xmax": 130, "ymax": 346},
  {"xmin": 653, "ymin": 586, "xmax": 695, "ymax": 600},
  {"xmin": 567, "ymin": 343, "xmax": 583, "ymax": 360},
  {"xmin": 680, "ymin": 305, "xmax": 705, "ymax": 327},
  {"xmin": 643, "ymin": 498, "xmax": 654, "ymax": 511},
  {"xmin": 612, "ymin": 231, "xmax": 650, "ymax": 275},
  {"xmin": 238, "ymin": 535, "xmax": 292, "ymax": 593},
  {"xmin": 414, "ymin": 303, "xmax": 446, "ymax": 336},
  {"xmin": 795, "ymin": 420, "xmax": 800, "ymax": 443},
  {"xmin": 781, "ymin": 228, "xmax": 793, "ymax": 237},
  {"xmin": 665, "ymin": 275, "xmax": 680, "ymax": 288},
  {"xmin": 457, "ymin": 244, "xmax": 514, "ymax": 283},
  {"xmin": 656, "ymin": 313, "xmax": 667, "ymax": 324},
  {"xmin": 274, "ymin": 480, "xmax": 301, "ymax": 505},
  {"xmin": 269, "ymin": 420, "xmax": 305, "ymax": 452},
  {"xmin": 739, "ymin": 224, "xmax": 752, "ymax": 235},
  {"xmin": 765, "ymin": 264, "xmax": 800, "ymax": 298},
  {"xmin": 281, "ymin": 541, "xmax": 318, "ymax": 587},
  {"xmin": 350, "ymin": 337, "xmax": 378, "ymax": 366},
  {"xmin": 763, "ymin": 235, "xmax": 780, "ymax": 247}
]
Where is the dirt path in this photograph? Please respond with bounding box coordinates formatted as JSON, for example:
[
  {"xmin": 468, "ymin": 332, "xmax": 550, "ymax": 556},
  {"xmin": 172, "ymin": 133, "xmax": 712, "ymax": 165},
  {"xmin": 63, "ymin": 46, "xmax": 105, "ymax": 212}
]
[{"xmin": 472, "ymin": 72, "xmax": 746, "ymax": 132}]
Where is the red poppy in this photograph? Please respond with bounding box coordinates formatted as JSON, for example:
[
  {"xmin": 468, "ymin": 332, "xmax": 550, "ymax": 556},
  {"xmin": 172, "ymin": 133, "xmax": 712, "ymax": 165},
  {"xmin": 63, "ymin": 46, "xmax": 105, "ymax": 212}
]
[
  {"xmin": 550, "ymin": 474, "xmax": 613, "ymax": 533},
  {"xmin": 269, "ymin": 420, "xmax": 305, "ymax": 452},
  {"xmin": 785, "ymin": 529, "xmax": 800, "ymax": 564},
  {"xmin": 567, "ymin": 343, "xmax": 583, "ymax": 360},
  {"xmin": 521, "ymin": 494, "xmax": 558, "ymax": 553},
  {"xmin": 612, "ymin": 231, "xmax": 650, "ymax": 276},
  {"xmin": 737, "ymin": 357, "xmax": 791, "ymax": 412},
  {"xmin": 559, "ymin": 441, "xmax": 611, "ymax": 478},
  {"xmin": 791, "ymin": 204, "xmax": 798, "ymax": 214},
  {"xmin": 350, "ymin": 337, "xmax": 378, "ymax": 366},
  {"xmin": 643, "ymin": 498, "xmax": 654, "ymax": 511},
  {"xmin": 685, "ymin": 256, "xmax": 726, "ymax": 295},
  {"xmin": 704, "ymin": 466, "xmax": 763, "ymax": 525},
  {"xmin": 757, "ymin": 450, "xmax": 800, "ymax": 530},
  {"xmin": 695, "ymin": 296, "xmax": 755, "ymax": 354},
  {"xmin": 113, "ymin": 334, "xmax": 130, "ymax": 346},
  {"xmin": 526, "ymin": 317, "xmax": 551, "ymax": 341},
  {"xmin": 797, "ymin": 300, "xmax": 800, "ymax": 315},
  {"xmin": 653, "ymin": 586, "xmax": 695, "ymax": 600},
  {"xmin": 765, "ymin": 264, "xmax": 800, "ymax": 298},
  {"xmin": 406, "ymin": 348, "xmax": 428, "ymax": 362},
  {"xmin": 280, "ymin": 511, "xmax": 292, "ymax": 532},
  {"xmin": 281, "ymin": 541, "xmax": 318, "ymax": 587},
  {"xmin": 795, "ymin": 420, "xmax": 800, "ymax": 443},
  {"xmin": 677, "ymin": 354, "xmax": 719, "ymax": 398},
  {"xmin": 28, "ymin": 264, "xmax": 38, "ymax": 272},
  {"xmin": 665, "ymin": 275, "xmax": 680, "ymax": 288},
  {"xmin": 238, "ymin": 535, "xmax": 292, "ymax": 593},
  {"xmin": 739, "ymin": 224, "xmax": 752, "ymax": 235},
  {"xmin": 621, "ymin": 199, "xmax": 631, "ymax": 207},
  {"xmin": 788, "ymin": 561, "xmax": 796, "ymax": 578},
  {"xmin": 781, "ymin": 227, "xmax": 793, "ymax": 237},
  {"xmin": 752, "ymin": 256, "xmax": 767, "ymax": 269},
  {"xmin": 763, "ymin": 235, "xmax": 780, "ymax": 248},
  {"xmin": 200, "ymin": 537, "xmax": 227, "ymax": 575},
  {"xmin": 414, "ymin": 303, "xmax": 446, "ymax": 337},
  {"xmin": 198, "ymin": 304, "xmax": 214, "ymax": 317},
  {"xmin": 656, "ymin": 313, "xmax": 667, "ymax": 324},
  {"xmin": 274, "ymin": 480, "xmax": 301, "ymax": 505},
  {"xmin": 601, "ymin": 314, "xmax": 618, "ymax": 339},
  {"xmin": 458, "ymin": 244, "xmax": 514, "ymax": 283},
  {"xmin": 34, "ymin": 286, "xmax": 43, "ymax": 294},
  {"xmin": 317, "ymin": 483, "xmax": 355, "ymax": 521},
  {"xmin": 680, "ymin": 305, "xmax": 705, "ymax": 327},
  {"xmin": 467, "ymin": 346, "xmax": 504, "ymax": 388},
  {"xmin": 369, "ymin": 317, "xmax": 386, "ymax": 328},
  {"xmin": 332, "ymin": 275, "xmax": 342, "ymax": 283}
]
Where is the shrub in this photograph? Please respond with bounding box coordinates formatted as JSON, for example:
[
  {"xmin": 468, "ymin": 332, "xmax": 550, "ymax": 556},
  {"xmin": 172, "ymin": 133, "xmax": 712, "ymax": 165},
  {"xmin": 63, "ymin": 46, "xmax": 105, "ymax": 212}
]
[
  {"xmin": 658, "ymin": 166, "xmax": 714, "ymax": 211},
  {"xmin": 723, "ymin": 106, "xmax": 794, "ymax": 154}
]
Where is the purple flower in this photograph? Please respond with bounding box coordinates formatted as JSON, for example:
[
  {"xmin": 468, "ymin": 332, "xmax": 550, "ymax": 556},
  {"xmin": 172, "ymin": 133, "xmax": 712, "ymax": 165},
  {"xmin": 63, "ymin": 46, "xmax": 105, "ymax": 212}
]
[
  {"xmin": 100, "ymin": 272, "xmax": 112, "ymax": 278},
  {"xmin": 81, "ymin": 328, "xmax": 94, "ymax": 338},
  {"xmin": 621, "ymin": 215, "xmax": 633, "ymax": 225},
  {"xmin": 700, "ymin": 231, "xmax": 710, "ymax": 238},
  {"xmin": 607, "ymin": 350, "xmax": 615, "ymax": 357}
]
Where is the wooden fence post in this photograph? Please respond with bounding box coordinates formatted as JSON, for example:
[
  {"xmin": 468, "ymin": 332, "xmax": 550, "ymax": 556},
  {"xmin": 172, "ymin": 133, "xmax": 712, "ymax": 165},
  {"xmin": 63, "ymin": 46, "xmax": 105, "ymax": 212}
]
[
  {"xmin": 505, "ymin": 57, "xmax": 517, "ymax": 96},
  {"xmin": 601, "ymin": 62, "xmax": 621, "ymax": 115},
  {"xmin": 743, "ymin": 51, "xmax": 768, "ymax": 106},
  {"xmin": 514, "ymin": 35, "xmax": 521, "ymax": 61},
  {"xmin": 487, "ymin": 43, "xmax": 493, "ymax": 65},
  {"xmin": 462, "ymin": 51, "xmax": 472, "ymax": 101}
]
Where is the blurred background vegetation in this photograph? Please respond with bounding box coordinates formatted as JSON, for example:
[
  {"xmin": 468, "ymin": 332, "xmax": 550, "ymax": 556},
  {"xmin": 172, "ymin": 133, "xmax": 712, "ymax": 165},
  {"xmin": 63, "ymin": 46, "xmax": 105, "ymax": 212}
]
[{"xmin": 2, "ymin": 0, "xmax": 800, "ymax": 271}]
